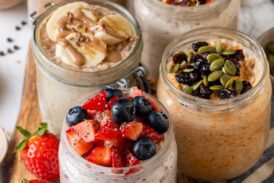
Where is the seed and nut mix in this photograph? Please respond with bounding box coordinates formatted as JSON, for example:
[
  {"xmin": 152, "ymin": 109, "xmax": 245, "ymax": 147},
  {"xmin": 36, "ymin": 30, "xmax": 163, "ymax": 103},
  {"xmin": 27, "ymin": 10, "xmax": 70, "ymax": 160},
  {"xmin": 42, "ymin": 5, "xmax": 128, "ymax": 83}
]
[{"xmin": 168, "ymin": 40, "xmax": 252, "ymax": 99}]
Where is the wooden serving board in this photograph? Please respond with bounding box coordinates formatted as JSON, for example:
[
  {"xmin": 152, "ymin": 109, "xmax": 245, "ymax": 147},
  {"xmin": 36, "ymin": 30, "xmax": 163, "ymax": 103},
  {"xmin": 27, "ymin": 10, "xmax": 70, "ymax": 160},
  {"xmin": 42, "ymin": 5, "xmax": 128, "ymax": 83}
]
[{"xmin": 6, "ymin": 46, "xmax": 194, "ymax": 183}]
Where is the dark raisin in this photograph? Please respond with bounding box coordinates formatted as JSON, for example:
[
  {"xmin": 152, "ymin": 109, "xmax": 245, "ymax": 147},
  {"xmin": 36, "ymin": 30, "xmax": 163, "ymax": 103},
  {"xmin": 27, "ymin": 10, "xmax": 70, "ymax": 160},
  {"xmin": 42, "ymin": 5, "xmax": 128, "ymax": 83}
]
[
  {"xmin": 193, "ymin": 84, "xmax": 212, "ymax": 99},
  {"xmin": 192, "ymin": 54, "xmax": 205, "ymax": 62},
  {"xmin": 176, "ymin": 70, "xmax": 201, "ymax": 85},
  {"xmin": 192, "ymin": 41, "xmax": 209, "ymax": 52},
  {"xmin": 241, "ymin": 81, "xmax": 252, "ymax": 94},
  {"xmin": 173, "ymin": 52, "xmax": 187, "ymax": 64},
  {"xmin": 223, "ymin": 50, "xmax": 245, "ymax": 62},
  {"xmin": 197, "ymin": 0, "xmax": 206, "ymax": 4},
  {"xmin": 194, "ymin": 60, "xmax": 210, "ymax": 75},
  {"xmin": 218, "ymin": 89, "xmax": 236, "ymax": 99}
]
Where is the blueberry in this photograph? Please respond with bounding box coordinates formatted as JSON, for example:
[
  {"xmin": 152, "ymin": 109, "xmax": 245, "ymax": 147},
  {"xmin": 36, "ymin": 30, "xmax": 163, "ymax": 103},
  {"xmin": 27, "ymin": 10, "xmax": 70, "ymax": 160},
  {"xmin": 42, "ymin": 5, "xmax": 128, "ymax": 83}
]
[
  {"xmin": 146, "ymin": 111, "xmax": 169, "ymax": 134},
  {"xmin": 66, "ymin": 106, "xmax": 87, "ymax": 126},
  {"xmin": 192, "ymin": 41, "xmax": 209, "ymax": 52},
  {"xmin": 111, "ymin": 98, "xmax": 135, "ymax": 123},
  {"xmin": 218, "ymin": 89, "xmax": 236, "ymax": 99},
  {"xmin": 133, "ymin": 96, "xmax": 153, "ymax": 115},
  {"xmin": 193, "ymin": 84, "xmax": 212, "ymax": 99},
  {"xmin": 105, "ymin": 86, "xmax": 123, "ymax": 101},
  {"xmin": 133, "ymin": 137, "xmax": 157, "ymax": 160}
]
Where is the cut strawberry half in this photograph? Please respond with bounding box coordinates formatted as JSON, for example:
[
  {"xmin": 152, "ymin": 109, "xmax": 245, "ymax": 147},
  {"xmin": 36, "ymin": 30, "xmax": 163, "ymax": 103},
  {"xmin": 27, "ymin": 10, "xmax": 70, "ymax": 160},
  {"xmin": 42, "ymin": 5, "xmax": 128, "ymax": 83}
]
[
  {"xmin": 82, "ymin": 90, "xmax": 107, "ymax": 112},
  {"xmin": 72, "ymin": 120, "xmax": 99, "ymax": 143},
  {"xmin": 94, "ymin": 110, "xmax": 113, "ymax": 127},
  {"xmin": 146, "ymin": 97, "xmax": 160, "ymax": 112},
  {"xmin": 125, "ymin": 149, "xmax": 140, "ymax": 175},
  {"xmin": 141, "ymin": 123, "xmax": 164, "ymax": 144},
  {"xmin": 66, "ymin": 128, "xmax": 94, "ymax": 156},
  {"xmin": 111, "ymin": 147, "xmax": 124, "ymax": 168},
  {"xmin": 120, "ymin": 122, "xmax": 143, "ymax": 141},
  {"xmin": 86, "ymin": 146, "xmax": 112, "ymax": 166},
  {"xmin": 107, "ymin": 96, "xmax": 119, "ymax": 109}
]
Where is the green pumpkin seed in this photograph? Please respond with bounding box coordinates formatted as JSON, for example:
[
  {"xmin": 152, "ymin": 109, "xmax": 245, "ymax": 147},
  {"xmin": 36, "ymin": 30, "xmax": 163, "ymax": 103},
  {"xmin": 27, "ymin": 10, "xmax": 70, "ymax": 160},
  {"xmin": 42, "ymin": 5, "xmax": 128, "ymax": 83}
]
[
  {"xmin": 222, "ymin": 50, "xmax": 236, "ymax": 55},
  {"xmin": 225, "ymin": 78, "xmax": 234, "ymax": 89},
  {"xmin": 210, "ymin": 85, "xmax": 224, "ymax": 91},
  {"xmin": 179, "ymin": 61, "xmax": 187, "ymax": 69},
  {"xmin": 207, "ymin": 53, "xmax": 222, "ymax": 63},
  {"xmin": 193, "ymin": 80, "xmax": 203, "ymax": 91},
  {"xmin": 203, "ymin": 76, "xmax": 208, "ymax": 86},
  {"xmin": 171, "ymin": 63, "xmax": 180, "ymax": 73},
  {"xmin": 187, "ymin": 52, "xmax": 194, "ymax": 63},
  {"xmin": 224, "ymin": 60, "xmax": 237, "ymax": 76},
  {"xmin": 234, "ymin": 79, "xmax": 243, "ymax": 94},
  {"xmin": 208, "ymin": 71, "xmax": 223, "ymax": 82},
  {"xmin": 183, "ymin": 86, "xmax": 193, "ymax": 95},
  {"xmin": 209, "ymin": 58, "xmax": 225, "ymax": 71},
  {"xmin": 215, "ymin": 40, "xmax": 223, "ymax": 53},
  {"xmin": 266, "ymin": 41, "xmax": 274, "ymax": 54},
  {"xmin": 183, "ymin": 68, "xmax": 194, "ymax": 73},
  {"xmin": 198, "ymin": 46, "xmax": 216, "ymax": 54},
  {"xmin": 220, "ymin": 74, "xmax": 231, "ymax": 86}
]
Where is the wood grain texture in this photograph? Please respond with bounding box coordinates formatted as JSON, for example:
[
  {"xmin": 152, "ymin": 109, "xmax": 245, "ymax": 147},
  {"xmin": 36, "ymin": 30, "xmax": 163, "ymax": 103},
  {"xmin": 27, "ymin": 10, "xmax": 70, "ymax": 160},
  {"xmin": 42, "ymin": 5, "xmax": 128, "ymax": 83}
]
[
  {"xmin": 6, "ymin": 47, "xmax": 195, "ymax": 183},
  {"xmin": 7, "ymin": 46, "xmax": 41, "ymax": 182}
]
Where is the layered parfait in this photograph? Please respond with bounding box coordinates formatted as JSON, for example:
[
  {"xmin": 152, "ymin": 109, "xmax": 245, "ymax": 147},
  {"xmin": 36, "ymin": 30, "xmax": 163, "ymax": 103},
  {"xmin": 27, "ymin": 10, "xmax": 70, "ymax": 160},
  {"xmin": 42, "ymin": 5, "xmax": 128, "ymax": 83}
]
[
  {"xmin": 33, "ymin": 0, "xmax": 142, "ymax": 135},
  {"xmin": 59, "ymin": 87, "xmax": 177, "ymax": 183},
  {"xmin": 134, "ymin": 0, "xmax": 240, "ymax": 84},
  {"xmin": 157, "ymin": 28, "xmax": 271, "ymax": 181}
]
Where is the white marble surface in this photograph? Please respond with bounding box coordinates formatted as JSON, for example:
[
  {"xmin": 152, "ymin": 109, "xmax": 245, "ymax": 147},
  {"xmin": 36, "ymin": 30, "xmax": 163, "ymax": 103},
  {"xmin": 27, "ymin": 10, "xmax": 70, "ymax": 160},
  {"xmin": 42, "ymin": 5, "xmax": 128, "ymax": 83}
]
[{"xmin": 0, "ymin": 0, "xmax": 274, "ymax": 134}]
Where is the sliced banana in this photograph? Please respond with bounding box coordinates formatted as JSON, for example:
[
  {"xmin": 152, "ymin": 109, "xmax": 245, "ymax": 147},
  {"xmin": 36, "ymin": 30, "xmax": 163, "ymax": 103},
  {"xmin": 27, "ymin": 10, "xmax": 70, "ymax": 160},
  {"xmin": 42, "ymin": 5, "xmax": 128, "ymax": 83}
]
[
  {"xmin": 94, "ymin": 14, "xmax": 134, "ymax": 45},
  {"xmin": 46, "ymin": 2, "xmax": 91, "ymax": 42},
  {"xmin": 55, "ymin": 33, "xmax": 107, "ymax": 68}
]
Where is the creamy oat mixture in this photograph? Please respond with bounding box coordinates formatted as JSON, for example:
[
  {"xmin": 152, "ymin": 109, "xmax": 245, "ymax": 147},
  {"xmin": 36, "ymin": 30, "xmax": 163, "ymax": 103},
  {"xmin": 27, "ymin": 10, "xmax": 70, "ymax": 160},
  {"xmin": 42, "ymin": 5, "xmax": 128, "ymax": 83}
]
[
  {"xmin": 38, "ymin": 1, "xmax": 136, "ymax": 72},
  {"xmin": 157, "ymin": 39, "xmax": 271, "ymax": 181}
]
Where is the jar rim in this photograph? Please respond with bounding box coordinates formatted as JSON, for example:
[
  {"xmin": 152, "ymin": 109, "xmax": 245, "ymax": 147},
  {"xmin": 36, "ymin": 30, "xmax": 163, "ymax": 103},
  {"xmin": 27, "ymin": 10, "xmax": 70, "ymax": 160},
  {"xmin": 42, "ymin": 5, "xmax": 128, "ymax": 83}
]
[
  {"xmin": 32, "ymin": 0, "xmax": 142, "ymax": 75},
  {"xmin": 141, "ymin": 0, "xmax": 231, "ymax": 20},
  {"xmin": 160, "ymin": 27, "xmax": 269, "ymax": 111},
  {"xmin": 60, "ymin": 88, "xmax": 174, "ymax": 176}
]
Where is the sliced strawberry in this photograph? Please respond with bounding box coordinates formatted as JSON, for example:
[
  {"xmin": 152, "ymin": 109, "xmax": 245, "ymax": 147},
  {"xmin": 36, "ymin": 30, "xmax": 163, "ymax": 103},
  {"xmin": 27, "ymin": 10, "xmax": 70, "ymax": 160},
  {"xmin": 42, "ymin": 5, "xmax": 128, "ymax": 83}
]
[
  {"xmin": 94, "ymin": 110, "xmax": 112, "ymax": 127},
  {"xmin": 86, "ymin": 146, "xmax": 112, "ymax": 166},
  {"xmin": 111, "ymin": 147, "xmax": 124, "ymax": 168},
  {"xmin": 95, "ymin": 122, "xmax": 124, "ymax": 149},
  {"xmin": 66, "ymin": 128, "xmax": 94, "ymax": 155},
  {"xmin": 141, "ymin": 124, "xmax": 164, "ymax": 144},
  {"xmin": 107, "ymin": 96, "xmax": 119, "ymax": 109},
  {"xmin": 146, "ymin": 97, "xmax": 160, "ymax": 112},
  {"xmin": 86, "ymin": 110, "xmax": 97, "ymax": 119},
  {"xmin": 125, "ymin": 149, "xmax": 140, "ymax": 175},
  {"xmin": 82, "ymin": 90, "xmax": 107, "ymax": 112},
  {"xmin": 120, "ymin": 122, "xmax": 143, "ymax": 141},
  {"xmin": 72, "ymin": 120, "xmax": 99, "ymax": 143}
]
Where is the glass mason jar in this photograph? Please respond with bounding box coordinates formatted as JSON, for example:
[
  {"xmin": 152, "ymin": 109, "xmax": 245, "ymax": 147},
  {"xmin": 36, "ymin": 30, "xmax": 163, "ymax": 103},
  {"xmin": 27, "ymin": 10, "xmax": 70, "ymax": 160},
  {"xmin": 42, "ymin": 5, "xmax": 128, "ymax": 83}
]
[
  {"xmin": 134, "ymin": 0, "xmax": 240, "ymax": 84},
  {"xmin": 32, "ymin": 0, "xmax": 144, "ymax": 135},
  {"xmin": 59, "ymin": 89, "xmax": 177, "ymax": 183},
  {"xmin": 157, "ymin": 27, "xmax": 271, "ymax": 181}
]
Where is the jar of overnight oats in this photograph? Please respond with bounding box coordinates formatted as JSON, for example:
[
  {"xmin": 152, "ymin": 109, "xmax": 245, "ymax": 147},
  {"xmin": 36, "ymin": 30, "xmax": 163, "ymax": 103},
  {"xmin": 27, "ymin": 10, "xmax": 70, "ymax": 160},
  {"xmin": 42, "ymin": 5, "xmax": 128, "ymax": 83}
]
[
  {"xmin": 157, "ymin": 27, "xmax": 272, "ymax": 181},
  {"xmin": 134, "ymin": 0, "xmax": 240, "ymax": 84},
  {"xmin": 32, "ymin": 0, "xmax": 144, "ymax": 135},
  {"xmin": 59, "ymin": 88, "xmax": 177, "ymax": 183}
]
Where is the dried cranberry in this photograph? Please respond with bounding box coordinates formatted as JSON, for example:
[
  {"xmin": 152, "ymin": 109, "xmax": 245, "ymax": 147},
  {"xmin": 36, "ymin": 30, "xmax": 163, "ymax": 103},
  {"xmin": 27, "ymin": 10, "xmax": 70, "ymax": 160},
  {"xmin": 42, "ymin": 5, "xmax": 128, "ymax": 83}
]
[
  {"xmin": 241, "ymin": 81, "xmax": 252, "ymax": 94},
  {"xmin": 192, "ymin": 41, "xmax": 209, "ymax": 52},
  {"xmin": 218, "ymin": 89, "xmax": 236, "ymax": 99},
  {"xmin": 193, "ymin": 84, "xmax": 212, "ymax": 99},
  {"xmin": 172, "ymin": 52, "xmax": 187, "ymax": 64},
  {"xmin": 176, "ymin": 71, "xmax": 201, "ymax": 85}
]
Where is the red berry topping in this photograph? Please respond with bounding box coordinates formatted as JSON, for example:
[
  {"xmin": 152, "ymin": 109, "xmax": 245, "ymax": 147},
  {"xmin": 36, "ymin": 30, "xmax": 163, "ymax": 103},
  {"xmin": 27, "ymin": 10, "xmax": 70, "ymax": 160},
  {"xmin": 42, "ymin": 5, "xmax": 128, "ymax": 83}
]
[
  {"xmin": 120, "ymin": 121, "xmax": 143, "ymax": 141},
  {"xmin": 125, "ymin": 149, "xmax": 140, "ymax": 167},
  {"xmin": 16, "ymin": 123, "xmax": 59, "ymax": 181},
  {"xmin": 107, "ymin": 96, "xmax": 120, "ymax": 109},
  {"xmin": 82, "ymin": 90, "xmax": 107, "ymax": 112},
  {"xmin": 21, "ymin": 179, "xmax": 47, "ymax": 183},
  {"xmin": 66, "ymin": 128, "xmax": 94, "ymax": 155},
  {"xmin": 86, "ymin": 146, "xmax": 112, "ymax": 166},
  {"xmin": 111, "ymin": 147, "xmax": 125, "ymax": 168},
  {"xmin": 94, "ymin": 109, "xmax": 113, "ymax": 127},
  {"xmin": 141, "ymin": 124, "xmax": 164, "ymax": 144},
  {"xmin": 72, "ymin": 120, "xmax": 99, "ymax": 143}
]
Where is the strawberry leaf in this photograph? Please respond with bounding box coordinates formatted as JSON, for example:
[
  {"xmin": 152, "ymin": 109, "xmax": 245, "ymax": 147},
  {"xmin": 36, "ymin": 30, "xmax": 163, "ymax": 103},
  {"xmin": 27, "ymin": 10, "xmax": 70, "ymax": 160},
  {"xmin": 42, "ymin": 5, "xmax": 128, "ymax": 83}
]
[
  {"xmin": 21, "ymin": 179, "xmax": 28, "ymax": 183},
  {"xmin": 36, "ymin": 123, "xmax": 48, "ymax": 136},
  {"xmin": 16, "ymin": 126, "xmax": 31, "ymax": 138},
  {"xmin": 16, "ymin": 139, "xmax": 27, "ymax": 151}
]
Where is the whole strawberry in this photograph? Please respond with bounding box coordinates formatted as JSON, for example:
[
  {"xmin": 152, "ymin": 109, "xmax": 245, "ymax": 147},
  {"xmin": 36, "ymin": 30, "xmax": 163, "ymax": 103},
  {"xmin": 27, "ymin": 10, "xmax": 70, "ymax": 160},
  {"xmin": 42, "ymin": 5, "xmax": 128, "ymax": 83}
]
[
  {"xmin": 21, "ymin": 178, "xmax": 47, "ymax": 183},
  {"xmin": 16, "ymin": 123, "xmax": 60, "ymax": 181}
]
